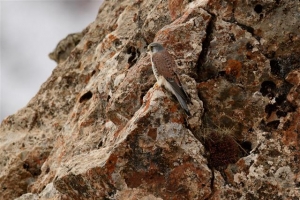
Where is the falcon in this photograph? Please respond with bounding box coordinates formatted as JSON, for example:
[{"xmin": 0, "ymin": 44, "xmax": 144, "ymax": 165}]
[{"xmin": 147, "ymin": 42, "xmax": 191, "ymax": 116}]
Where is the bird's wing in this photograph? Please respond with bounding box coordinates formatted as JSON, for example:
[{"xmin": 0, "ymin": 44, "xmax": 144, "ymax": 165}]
[{"xmin": 152, "ymin": 50, "xmax": 191, "ymax": 104}]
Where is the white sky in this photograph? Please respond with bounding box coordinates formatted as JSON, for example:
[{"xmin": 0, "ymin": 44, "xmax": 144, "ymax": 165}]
[{"xmin": 0, "ymin": 0, "xmax": 103, "ymax": 121}]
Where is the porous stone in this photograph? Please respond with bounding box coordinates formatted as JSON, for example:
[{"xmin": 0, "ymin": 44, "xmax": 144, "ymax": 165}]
[{"xmin": 1, "ymin": 0, "xmax": 299, "ymax": 199}]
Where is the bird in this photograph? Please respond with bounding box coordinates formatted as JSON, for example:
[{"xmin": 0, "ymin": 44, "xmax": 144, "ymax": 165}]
[{"xmin": 147, "ymin": 42, "xmax": 191, "ymax": 116}]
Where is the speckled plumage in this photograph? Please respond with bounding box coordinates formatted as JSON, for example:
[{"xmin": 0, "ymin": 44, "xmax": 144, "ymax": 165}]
[{"xmin": 148, "ymin": 42, "xmax": 191, "ymax": 116}]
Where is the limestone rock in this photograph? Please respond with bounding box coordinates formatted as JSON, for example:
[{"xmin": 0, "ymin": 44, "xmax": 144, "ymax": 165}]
[
  {"xmin": 49, "ymin": 32, "xmax": 84, "ymax": 64},
  {"xmin": 1, "ymin": 0, "xmax": 299, "ymax": 199}
]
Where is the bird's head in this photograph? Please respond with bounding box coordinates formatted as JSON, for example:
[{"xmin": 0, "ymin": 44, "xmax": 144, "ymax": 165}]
[{"xmin": 147, "ymin": 42, "xmax": 164, "ymax": 55}]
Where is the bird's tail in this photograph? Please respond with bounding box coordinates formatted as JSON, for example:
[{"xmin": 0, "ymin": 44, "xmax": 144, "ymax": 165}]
[
  {"xmin": 165, "ymin": 80, "xmax": 191, "ymax": 116},
  {"xmin": 174, "ymin": 93, "xmax": 191, "ymax": 116}
]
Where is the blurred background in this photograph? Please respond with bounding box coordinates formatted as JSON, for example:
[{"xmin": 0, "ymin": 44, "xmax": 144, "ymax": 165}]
[{"xmin": 1, "ymin": 0, "xmax": 103, "ymax": 121}]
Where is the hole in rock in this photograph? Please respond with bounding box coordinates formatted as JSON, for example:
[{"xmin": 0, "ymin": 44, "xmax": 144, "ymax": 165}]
[
  {"xmin": 246, "ymin": 42, "xmax": 253, "ymax": 50},
  {"xmin": 240, "ymin": 141, "xmax": 252, "ymax": 153},
  {"xmin": 265, "ymin": 104, "xmax": 277, "ymax": 116},
  {"xmin": 23, "ymin": 162, "xmax": 30, "ymax": 170},
  {"xmin": 275, "ymin": 94, "xmax": 285, "ymax": 105},
  {"xmin": 79, "ymin": 91, "xmax": 93, "ymax": 103},
  {"xmin": 91, "ymin": 70, "xmax": 96, "ymax": 77},
  {"xmin": 127, "ymin": 46, "xmax": 140, "ymax": 67},
  {"xmin": 266, "ymin": 120, "xmax": 280, "ymax": 129},
  {"xmin": 107, "ymin": 95, "xmax": 111, "ymax": 102},
  {"xmin": 259, "ymin": 14, "xmax": 264, "ymax": 19},
  {"xmin": 229, "ymin": 33, "xmax": 236, "ymax": 41},
  {"xmin": 283, "ymin": 120, "xmax": 291, "ymax": 130},
  {"xmin": 46, "ymin": 166, "xmax": 50, "ymax": 174},
  {"xmin": 114, "ymin": 39, "xmax": 122, "ymax": 47},
  {"xmin": 281, "ymin": 101, "xmax": 296, "ymax": 113},
  {"xmin": 97, "ymin": 140, "xmax": 103, "ymax": 148},
  {"xmin": 276, "ymin": 110, "xmax": 287, "ymax": 117},
  {"xmin": 266, "ymin": 51, "xmax": 276, "ymax": 59},
  {"xmin": 32, "ymin": 169, "xmax": 41, "ymax": 176},
  {"xmin": 260, "ymin": 81, "xmax": 276, "ymax": 97},
  {"xmin": 85, "ymin": 41, "xmax": 93, "ymax": 49},
  {"xmin": 254, "ymin": 4, "xmax": 263, "ymax": 13},
  {"xmin": 218, "ymin": 71, "xmax": 226, "ymax": 77},
  {"xmin": 270, "ymin": 59, "xmax": 282, "ymax": 77}
]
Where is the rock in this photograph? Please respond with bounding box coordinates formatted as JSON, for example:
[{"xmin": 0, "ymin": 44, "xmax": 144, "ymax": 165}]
[
  {"xmin": 0, "ymin": 0, "xmax": 299, "ymax": 199},
  {"xmin": 49, "ymin": 32, "xmax": 84, "ymax": 64}
]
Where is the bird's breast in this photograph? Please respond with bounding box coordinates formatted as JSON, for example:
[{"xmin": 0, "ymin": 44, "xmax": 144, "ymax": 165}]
[
  {"xmin": 151, "ymin": 62, "xmax": 160, "ymax": 81},
  {"xmin": 157, "ymin": 76, "xmax": 166, "ymax": 86}
]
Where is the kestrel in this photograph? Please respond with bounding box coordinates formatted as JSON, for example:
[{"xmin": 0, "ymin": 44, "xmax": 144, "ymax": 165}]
[{"xmin": 147, "ymin": 42, "xmax": 191, "ymax": 116}]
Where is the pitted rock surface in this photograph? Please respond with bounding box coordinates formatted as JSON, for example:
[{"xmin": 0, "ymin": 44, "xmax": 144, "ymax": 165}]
[{"xmin": 1, "ymin": 0, "xmax": 299, "ymax": 199}]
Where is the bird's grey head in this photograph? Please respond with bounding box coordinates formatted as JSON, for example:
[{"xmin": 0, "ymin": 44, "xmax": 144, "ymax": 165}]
[{"xmin": 147, "ymin": 42, "xmax": 164, "ymax": 54}]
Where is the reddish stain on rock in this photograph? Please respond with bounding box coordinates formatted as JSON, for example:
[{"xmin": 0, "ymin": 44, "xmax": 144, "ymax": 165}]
[
  {"xmin": 80, "ymin": 119, "xmax": 95, "ymax": 127},
  {"xmin": 124, "ymin": 168, "xmax": 165, "ymax": 190},
  {"xmin": 282, "ymin": 111, "xmax": 300, "ymax": 146},
  {"xmin": 106, "ymin": 154, "xmax": 118, "ymax": 178},
  {"xmin": 204, "ymin": 132, "xmax": 241, "ymax": 169},
  {"xmin": 168, "ymin": 0, "xmax": 184, "ymax": 21},
  {"xmin": 147, "ymin": 128, "xmax": 157, "ymax": 140},
  {"xmin": 225, "ymin": 59, "xmax": 242, "ymax": 78}
]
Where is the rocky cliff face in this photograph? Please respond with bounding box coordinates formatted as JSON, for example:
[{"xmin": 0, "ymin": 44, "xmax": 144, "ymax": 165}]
[{"xmin": 1, "ymin": 0, "xmax": 299, "ymax": 199}]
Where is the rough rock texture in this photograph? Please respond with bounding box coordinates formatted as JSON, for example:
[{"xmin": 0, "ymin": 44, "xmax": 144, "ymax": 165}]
[{"xmin": 1, "ymin": 0, "xmax": 299, "ymax": 199}]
